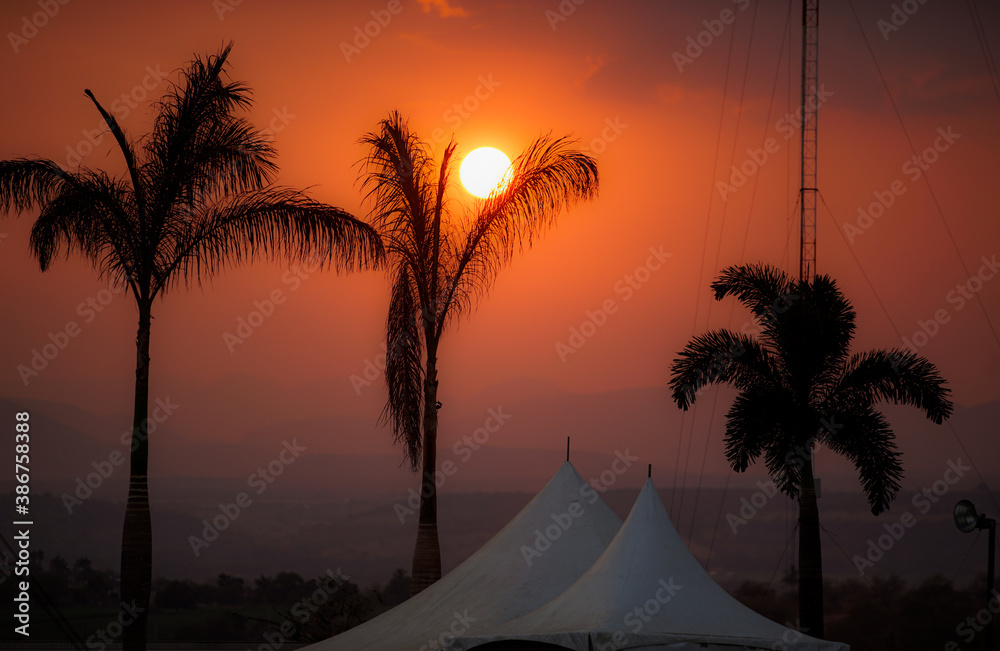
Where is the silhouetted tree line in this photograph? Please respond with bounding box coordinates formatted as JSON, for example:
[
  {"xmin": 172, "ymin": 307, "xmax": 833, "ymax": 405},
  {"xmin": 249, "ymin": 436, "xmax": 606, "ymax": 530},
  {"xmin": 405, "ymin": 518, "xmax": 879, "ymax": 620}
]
[
  {"xmin": 3, "ymin": 551, "xmax": 996, "ymax": 648},
  {"xmin": 0, "ymin": 552, "xmax": 410, "ymax": 643},
  {"xmin": 733, "ymin": 570, "xmax": 998, "ymax": 651},
  {"xmin": 0, "ymin": 551, "xmax": 1000, "ymax": 651},
  {"xmin": 0, "ymin": 551, "xmax": 118, "ymax": 607},
  {"xmin": 149, "ymin": 567, "xmax": 411, "ymax": 643}
]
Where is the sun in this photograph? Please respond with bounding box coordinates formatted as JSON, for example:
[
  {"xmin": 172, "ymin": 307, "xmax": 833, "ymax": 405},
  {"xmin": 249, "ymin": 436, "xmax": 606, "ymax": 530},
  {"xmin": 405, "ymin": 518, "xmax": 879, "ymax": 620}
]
[{"xmin": 459, "ymin": 147, "xmax": 512, "ymax": 198}]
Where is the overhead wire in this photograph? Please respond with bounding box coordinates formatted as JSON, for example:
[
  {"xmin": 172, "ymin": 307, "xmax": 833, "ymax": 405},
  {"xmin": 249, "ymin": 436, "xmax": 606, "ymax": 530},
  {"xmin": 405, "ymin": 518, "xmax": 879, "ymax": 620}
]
[
  {"xmin": 705, "ymin": 0, "xmax": 1000, "ymax": 583},
  {"xmin": 687, "ymin": 0, "xmax": 762, "ymax": 547},
  {"xmin": 672, "ymin": 0, "xmax": 742, "ymax": 526},
  {"xmin": 781, "ymin": 0, "xmax": 797, "ymax": 278},
  {"xmin": 963, "ymin": 0, "xmax": 1000, "ymax": 107},
  {"xmin": 951, "ymin": 529, "xmax": 982, "ymax": 583},
  {"xmin": 833, "ymin": 0, "xmax": 1000, "ymax": 521},
  {"xmin": 678, "ymin": 0, "xmax": 1000, "ymax": 583},
  {"xmin": 821, "ymin": 523, "xmax": 875, "ymax": 587},
  {"xmin": 846, "ymin": 0, "xmax": 1000, "ymax": 355},
  {"xmin": 765, "ymin": 520, "xmax": 798, "ymax": 594},
  {"xmin": 706, "ymin": 0, "xmax": 794, "ymax": 570},
  {"xmin": 748, "ymin": 520, "xmax": 797, "ymax": 616},
  {"xmin": 820, "ymin": 195, "xmax": 1000, "ymax": 514}
]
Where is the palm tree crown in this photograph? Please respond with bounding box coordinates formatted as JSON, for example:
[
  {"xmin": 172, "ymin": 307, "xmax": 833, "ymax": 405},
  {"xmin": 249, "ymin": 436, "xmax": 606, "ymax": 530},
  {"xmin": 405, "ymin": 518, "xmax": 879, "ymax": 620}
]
[
  {"xmin": 359, "ymin": 111, "xmax": 598, "ymax": 593},
  {"xmin": 668, "ymin": 262, "xmax": 952, "ymax": 637},
  {"xmin": 2, "ymin": 44, "xmax": 379, "ymax": 299},
  {"xmin": 0, "ymin": 44, "xmax": 381, "ymax": 651}
]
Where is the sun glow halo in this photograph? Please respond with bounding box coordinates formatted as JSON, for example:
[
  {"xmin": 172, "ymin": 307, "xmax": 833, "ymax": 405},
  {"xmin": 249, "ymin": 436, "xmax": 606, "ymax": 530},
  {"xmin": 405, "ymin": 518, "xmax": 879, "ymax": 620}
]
[{"xmin": 459, "ymin": 147, "xmax": 512, "ymax": 198}]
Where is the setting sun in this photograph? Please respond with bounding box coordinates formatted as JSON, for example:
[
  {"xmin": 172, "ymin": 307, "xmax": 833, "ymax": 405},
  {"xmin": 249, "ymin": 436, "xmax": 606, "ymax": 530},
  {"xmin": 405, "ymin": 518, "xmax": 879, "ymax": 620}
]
[
  {"xmin": 459, "ymin": 147, "xmax": 512, "ymax": 198},
  {"xmin": 1, "ymin": 4, "xmax": 997, "ymax": 647}
]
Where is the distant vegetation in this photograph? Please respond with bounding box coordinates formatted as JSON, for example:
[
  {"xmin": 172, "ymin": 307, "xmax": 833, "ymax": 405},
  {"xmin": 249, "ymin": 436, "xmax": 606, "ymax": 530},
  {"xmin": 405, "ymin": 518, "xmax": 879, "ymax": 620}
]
[
  {"xmin": 733, "ymin": 571, "xmax": 995, "ymax": 651},
  {"xmin": 0, "ymin": 552, "xmax": 408, "ymax": 645},
  {"xmin": 1, "ymin": 553, "xmax": 992, "ymax": 650}
]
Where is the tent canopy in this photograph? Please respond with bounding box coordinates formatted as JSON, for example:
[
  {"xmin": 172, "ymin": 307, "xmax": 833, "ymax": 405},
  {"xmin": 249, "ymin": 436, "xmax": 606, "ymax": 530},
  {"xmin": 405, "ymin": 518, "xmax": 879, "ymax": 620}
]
[
  {"xmin": 447, "ymin": 478, "xmax": 849, "ymax": 651},
  {"xmin": 303, "ymin": 461, "xmax": 623, "ymax": 651}
]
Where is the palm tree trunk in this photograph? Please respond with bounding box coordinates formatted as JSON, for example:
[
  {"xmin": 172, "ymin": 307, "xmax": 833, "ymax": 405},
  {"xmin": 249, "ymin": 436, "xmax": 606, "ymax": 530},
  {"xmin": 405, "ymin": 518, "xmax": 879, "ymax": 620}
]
[
  {"xmin": 410, "ymin": 354, "xmax": 441, "ymax": 596},
  {"xmin": 122, "ymin": 302, "xmax": 152, "ymax": 651},
  {"xmin": 798, "ymin": 449, "xmax": 824, "ymax": 638}
]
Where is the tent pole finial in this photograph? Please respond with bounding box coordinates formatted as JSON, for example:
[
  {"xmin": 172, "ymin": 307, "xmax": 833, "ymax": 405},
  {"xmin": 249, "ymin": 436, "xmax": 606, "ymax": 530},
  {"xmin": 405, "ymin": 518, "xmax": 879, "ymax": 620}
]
[
  {"xmin": 567, "ymin": 436, "xmax": 570, "ymax": 462},
  {"xmin": 648, "ymin": 463, "xmax": 651, "ymax": 478}
]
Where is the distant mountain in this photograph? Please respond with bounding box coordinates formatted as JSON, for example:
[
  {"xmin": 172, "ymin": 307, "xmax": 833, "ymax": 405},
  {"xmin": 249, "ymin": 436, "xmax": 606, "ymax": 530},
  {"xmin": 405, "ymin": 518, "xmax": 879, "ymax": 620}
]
[
  {"xmin": 3, "ymin": 382, "xmax": 997, "ymax": 500},
  {"xmin": 3, "ymin": 380, "xmax": 997, "ymax": 590},
  {"xmin": 9, "ymin": 480, "xmax": 994, "ymax": 591}
]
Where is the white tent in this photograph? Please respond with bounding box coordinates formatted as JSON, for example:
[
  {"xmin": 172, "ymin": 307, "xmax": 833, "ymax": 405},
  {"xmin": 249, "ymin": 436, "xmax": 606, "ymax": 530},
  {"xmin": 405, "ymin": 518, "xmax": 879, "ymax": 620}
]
[
  {"xmin": 303, "ymin": 461, "xmax": 623, "ymax": 651},
  {"xmin": 447, "ymin": 477, "xmax": 849, "ymax": 651}
]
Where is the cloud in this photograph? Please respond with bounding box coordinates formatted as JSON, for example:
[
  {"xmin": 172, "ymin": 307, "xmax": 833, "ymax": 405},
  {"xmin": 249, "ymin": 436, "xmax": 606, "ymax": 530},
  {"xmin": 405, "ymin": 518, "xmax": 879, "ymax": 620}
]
[
  {"xmin": 653, "ymin": 81, "xmax": 719, "ymax": 106},
  {"xmin": 416, "ymin": 0, "xmax": 470, "ymax": 18},
  {"xmin": 573, "ymin": 53, "xmax": 622, "ymax": 91},
  {"xmin": 575, "ymin": 54, "xmax": 608, "ymax": 88}
]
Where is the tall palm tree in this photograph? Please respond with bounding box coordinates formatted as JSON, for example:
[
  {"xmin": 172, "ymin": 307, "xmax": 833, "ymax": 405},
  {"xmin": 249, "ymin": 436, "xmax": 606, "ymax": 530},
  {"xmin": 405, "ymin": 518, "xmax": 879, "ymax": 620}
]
[
  {"xmin": 0, "ymin": 44, "xmax": 381, "ymax": 650},
  {"xmin": 668, "ymin": 263, "xmax": 952, "ymax": 638},
  {"xmin": 359, "ymin": 112, "xmax": 598, "ymax": 594}
]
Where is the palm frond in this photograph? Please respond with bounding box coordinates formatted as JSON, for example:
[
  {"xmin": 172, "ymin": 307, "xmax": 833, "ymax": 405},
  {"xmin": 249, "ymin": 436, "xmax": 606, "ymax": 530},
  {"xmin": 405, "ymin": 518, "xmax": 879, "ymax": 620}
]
[
  {"xmin": 821, "ymin": 406, "xmax": 903, "ymax": 514},
  {"xmin": 763, "ymin": 274, "xmax": 855, "ymax": 399},
  {"xmin": 0, "ymin": 159, "xmax": 70, "ymax": 214},
  {"xmin": 723, "ymin": 388, "xmax": 791, "ymax": 472},
  {"xmin": 144, "ymin": 43, "xmax": 276, "ymax": 213},
  {"xmin": 157, "ymin": 186, "xmax": 381, "ymax": 296},
  {"xmin": 84, "ymin": 89, "xmax": 145, "ymax": 215},
  {"xmin": 711, "ymin": 263, "xmax": 796, "ymax": 323},
  {"xmin": 807, "ymin": 276, "xmax": 856, "ymax": 392},
  {"xmin": 833, "ymin": 349, "xmax": 953, "ymax": 424},
  {"xmin": 27, "ymin": 170, "xmax": 139, "ymax": 290},
  {"xmin": 382, "ymin": 268, "xmax": 425, "ymax": 469},
  {"xmin": 358, "ymin": 111, "xmax": 433, "ymax": 262},
  {"xmin": 763, "ymin": 432, "xmax": 807, "ymax": 499},
  {"xmin": 427, "ymin": 140, "xmax": 457, "ymax": 322},
  {"xmin": 669, "ymin": 329, "xmax": 780, "ymax": 409},
  {"xmin": 441, "ymin": 135, "xmax": 598, "ymax": 330}
]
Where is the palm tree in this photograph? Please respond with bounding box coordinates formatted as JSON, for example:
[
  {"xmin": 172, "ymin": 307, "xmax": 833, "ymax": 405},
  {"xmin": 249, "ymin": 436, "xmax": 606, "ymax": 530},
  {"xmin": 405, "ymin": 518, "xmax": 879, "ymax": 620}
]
[
  {"xmin": 359, "ymin": 112, "xmax": 598, "ymax": 594},
  {"xmin": 0, "ymin": 44, "xmax": 381, "ymax": 650},
  {"xmin": 668, "ymin": 263, "xmax": 952, "ymax": 638}
]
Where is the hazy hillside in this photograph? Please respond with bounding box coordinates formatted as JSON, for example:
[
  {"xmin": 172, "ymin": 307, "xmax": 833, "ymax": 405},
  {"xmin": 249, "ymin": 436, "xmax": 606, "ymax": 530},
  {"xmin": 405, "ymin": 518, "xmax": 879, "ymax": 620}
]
[
  {"xmin": 2, "ymin": 383, "xmax": 996, "ymax": 588},
  {"xmin": 7, "ymin": 479, "xmax": 995, "ymax": 590},
  {"xmin": 2, "ymin": 382, "xmax": 997, "ymax": 500}
]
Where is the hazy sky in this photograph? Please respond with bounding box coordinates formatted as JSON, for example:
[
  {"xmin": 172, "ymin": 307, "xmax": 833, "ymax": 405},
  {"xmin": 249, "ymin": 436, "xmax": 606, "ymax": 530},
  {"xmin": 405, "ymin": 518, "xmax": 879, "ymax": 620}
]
[{"xmin": 1, "ymin": 0, "xmax": 998, "ymax": 493}]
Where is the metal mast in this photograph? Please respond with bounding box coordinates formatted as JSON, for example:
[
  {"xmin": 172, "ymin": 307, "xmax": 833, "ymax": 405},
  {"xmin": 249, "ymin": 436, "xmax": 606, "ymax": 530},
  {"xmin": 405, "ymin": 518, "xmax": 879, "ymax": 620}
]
[
  {"xmin": 797, "ymin": 0, "xmax": 823, "ymax": 637},
  {"xmin": 800, "ymin": 0, "xmax": 818, "ymax": 281}
]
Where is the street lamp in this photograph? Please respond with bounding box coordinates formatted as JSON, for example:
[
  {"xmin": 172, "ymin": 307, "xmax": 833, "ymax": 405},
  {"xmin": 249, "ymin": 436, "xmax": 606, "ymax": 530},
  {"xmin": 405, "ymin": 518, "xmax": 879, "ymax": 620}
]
[{"xmin": 954, "ymin": 500, "xmax": 997, "ymax": 651}]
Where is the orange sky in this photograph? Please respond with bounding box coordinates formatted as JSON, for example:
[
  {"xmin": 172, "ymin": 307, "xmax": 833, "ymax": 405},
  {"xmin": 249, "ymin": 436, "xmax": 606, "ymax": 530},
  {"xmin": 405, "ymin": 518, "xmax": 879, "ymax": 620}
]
[{"xmin": 1, "ymin": 0, "xmax": 999, "ymax": 494}]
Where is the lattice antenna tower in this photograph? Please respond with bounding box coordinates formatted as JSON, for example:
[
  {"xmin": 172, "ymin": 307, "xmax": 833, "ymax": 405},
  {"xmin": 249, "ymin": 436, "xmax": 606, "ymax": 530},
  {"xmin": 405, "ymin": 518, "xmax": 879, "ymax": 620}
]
[{"xmin": 800, "ymin": 0, "xmax": 819, "ymax": 281}]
